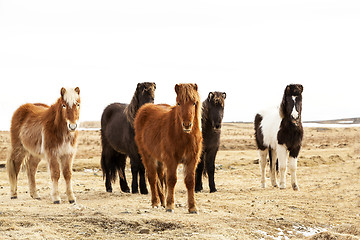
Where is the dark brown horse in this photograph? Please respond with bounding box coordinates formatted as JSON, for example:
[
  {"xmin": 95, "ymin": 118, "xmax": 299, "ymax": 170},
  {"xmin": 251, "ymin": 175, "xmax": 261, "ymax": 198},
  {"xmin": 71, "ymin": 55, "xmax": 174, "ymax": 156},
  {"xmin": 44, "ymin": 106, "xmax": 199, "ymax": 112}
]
[
  {"xmin": 195, "ymin": 91, "xmax": 226, "ymax": 193},
  {"xmin": 134, "ymin": 83, "xmax": 202, "ymax": 213},
  {"xmin": 101, "ymin": 82, "xmax": 155, "ymax": 194},
  {"xmin": 7, "ymin": 87, "xmax": 80, "ymax": 203}
]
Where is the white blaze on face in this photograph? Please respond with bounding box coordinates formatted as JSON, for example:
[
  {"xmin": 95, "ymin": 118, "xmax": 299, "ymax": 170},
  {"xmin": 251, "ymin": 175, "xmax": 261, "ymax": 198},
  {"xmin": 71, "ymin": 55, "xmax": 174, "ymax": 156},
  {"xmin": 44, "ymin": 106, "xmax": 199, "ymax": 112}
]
[
  {"xmin": 63, "ymin": 88, "xmax": 80, "ymax": 108},
  {"xmin": 291, "ymin": 96, "xmax": 299, "ymax": 119}
]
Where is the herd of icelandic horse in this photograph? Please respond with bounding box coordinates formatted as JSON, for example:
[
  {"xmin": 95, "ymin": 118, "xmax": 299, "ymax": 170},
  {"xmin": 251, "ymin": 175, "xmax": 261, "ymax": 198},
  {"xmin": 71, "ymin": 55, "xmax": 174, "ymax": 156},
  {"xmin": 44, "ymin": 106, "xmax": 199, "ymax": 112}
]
[{"xmin": 6, "ymin": 83, "xmax": 303, "ymax": 214}]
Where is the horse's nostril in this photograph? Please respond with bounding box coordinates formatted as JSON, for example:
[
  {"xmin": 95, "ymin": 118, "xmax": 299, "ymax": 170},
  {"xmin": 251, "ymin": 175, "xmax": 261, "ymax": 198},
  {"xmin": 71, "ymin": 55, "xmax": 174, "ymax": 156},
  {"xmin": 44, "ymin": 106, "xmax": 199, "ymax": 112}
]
[
  {"xmin": 69, "ymin": 123, "xmax": 77, "ymax": 131},
  {"xmin": 182, "ymin": 122, "xmax": 192, "ymax": 129}
]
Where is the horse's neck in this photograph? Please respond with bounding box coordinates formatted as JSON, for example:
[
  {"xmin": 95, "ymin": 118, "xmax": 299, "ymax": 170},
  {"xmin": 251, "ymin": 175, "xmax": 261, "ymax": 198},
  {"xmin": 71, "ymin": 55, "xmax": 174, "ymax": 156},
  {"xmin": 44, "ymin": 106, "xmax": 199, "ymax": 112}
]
[
  {"xmin": 45, "ymin": 100, "xmax": 67, "ymax": 135},
  {"xmin": 201, "ymin": 103, "xmax": 212, "ymax": 129},
  {"xmin": 125, "ymin": 95, "xmax": 139, "ymax": 125}
]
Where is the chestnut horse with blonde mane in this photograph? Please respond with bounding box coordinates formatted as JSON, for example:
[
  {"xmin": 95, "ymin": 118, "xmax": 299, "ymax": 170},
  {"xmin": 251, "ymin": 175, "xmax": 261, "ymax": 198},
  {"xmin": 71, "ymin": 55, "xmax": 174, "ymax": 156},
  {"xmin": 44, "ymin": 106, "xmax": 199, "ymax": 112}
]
[
  {"xmin": 135, "ymin": 83, "xmax": 203, "ymax": 213},
  {"xmin": 7, "ymin": 87, "xmax": 81, "ymax": 204}
]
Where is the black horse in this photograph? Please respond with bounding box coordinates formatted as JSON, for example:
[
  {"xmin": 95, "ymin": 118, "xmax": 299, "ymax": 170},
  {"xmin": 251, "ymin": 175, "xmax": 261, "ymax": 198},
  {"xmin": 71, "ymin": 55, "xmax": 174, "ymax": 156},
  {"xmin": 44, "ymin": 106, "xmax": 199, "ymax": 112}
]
[
  {"xmin": 195, "ymin": 91, "xmax": 226, "ymax": 193},
  {"xmin": 100, "ymin": 82, "xmax": 156, "ymax": 194}
]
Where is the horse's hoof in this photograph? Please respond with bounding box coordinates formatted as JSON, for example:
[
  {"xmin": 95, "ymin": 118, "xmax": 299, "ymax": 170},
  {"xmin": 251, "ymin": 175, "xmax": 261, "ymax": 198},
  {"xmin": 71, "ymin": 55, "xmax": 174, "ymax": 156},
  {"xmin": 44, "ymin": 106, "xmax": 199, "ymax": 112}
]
[
  {"xmin": 209, "ymin": 188, "xmax": 217, "ymax": 193},
  {"xmin": 122, "ymin": 188, "xmax": 130, "ymax": 193},
  {"xmin": 189, "ymin": 210, "xmax": 199, "ymax": 214},
  {"xmin": 166, "ymin": 209, "xmax": 174, "ymax": 213},
  {"xmin": 273, "ymin": 184, "xmax": 279, "ymax": 188},
  {"xmin": 35, "ymin": 197, "xmax": 41, "ymax": 200},
  {"xmin": 140, "ymin": 189, "xmax": 148, "ymax": 195},
  {"xmin": 131, "ymin": 190, "xmax": 139, "ymax": 194},
  {"xmin": 11, "ymin": 196, "xmax": 17, "ymax": 199},
  {"xmin": 106, "ymin": 188, "xmax": 112, "ymax": 193},
  {"xmin": 69, "ymin": 200, "xmax": 75, "ymax": 204},
  {"xmin": 292, "ymin": 184, "xmax": 299, "ymax": 191},
  {"xmin": 53, "ymin": 200, "xmax": 60, "ymax": 204}
]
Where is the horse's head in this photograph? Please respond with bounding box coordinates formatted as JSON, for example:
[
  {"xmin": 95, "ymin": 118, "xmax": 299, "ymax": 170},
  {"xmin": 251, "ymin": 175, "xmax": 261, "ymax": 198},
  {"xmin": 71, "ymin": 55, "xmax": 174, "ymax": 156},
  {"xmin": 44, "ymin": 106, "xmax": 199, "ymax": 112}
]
[
  {"xmin": 60, "ymin": 87, "xmax": 81, "ymax": 132},
  {"xmin": 281, "ymin": 84, "xmax": 303, "ymax": 126},
  {"xmin": 136, "ymin": 82, "xmax": 156, "ymax": 106},
  {"xmin": 175, "ymin": 83, "xmax": 201, "ymax": 133},
  {"xmin": 206, "ymin": 92, "xmax": 226, "ymax": 131}
]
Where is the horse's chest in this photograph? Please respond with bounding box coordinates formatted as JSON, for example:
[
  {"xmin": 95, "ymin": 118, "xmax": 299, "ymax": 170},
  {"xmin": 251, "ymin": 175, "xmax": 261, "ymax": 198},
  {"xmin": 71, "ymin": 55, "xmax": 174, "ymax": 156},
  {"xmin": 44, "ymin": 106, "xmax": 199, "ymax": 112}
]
[{"xmin": 57, "ymin": 140, "xmax": 76, "ymax": 156}]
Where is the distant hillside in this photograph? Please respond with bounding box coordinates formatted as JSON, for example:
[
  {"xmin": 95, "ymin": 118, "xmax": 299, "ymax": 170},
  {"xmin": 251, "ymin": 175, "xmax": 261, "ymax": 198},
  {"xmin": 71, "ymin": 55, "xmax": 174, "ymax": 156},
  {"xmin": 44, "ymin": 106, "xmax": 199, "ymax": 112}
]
[
  {"xmin": 80, "ymin": 118, "xmax": 360, "ymax": 129},
  {"xmin": 80, "ymin": 121, "xmax": 101, "ymax": 129},
  {"xmin": 305, "ymin": 117, "xmax": 360, "ymax": 124}
]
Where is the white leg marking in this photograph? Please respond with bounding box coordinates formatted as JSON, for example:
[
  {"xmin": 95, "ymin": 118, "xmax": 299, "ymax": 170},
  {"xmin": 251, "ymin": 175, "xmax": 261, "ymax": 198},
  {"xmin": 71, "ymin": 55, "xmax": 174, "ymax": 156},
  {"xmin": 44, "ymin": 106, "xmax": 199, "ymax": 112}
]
[
  {"xmin": 277, "ymin": 145, "xmax": 288, "ymax": 189},
  {"xmin": 289, "ymin": 156, "xmax": 299, "ymax": 191},
  {"xmin": 259, "ymin": 150, "xmax": 267, "ymax": 188}
]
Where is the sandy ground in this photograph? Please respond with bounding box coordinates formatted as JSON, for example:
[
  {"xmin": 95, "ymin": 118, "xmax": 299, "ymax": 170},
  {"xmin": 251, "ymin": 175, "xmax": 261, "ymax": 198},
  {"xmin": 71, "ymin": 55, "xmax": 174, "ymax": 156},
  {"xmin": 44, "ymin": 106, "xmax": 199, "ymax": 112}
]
[{"xmin": 0, "ymin": 123, "xmax": 359, "ymax": 239}]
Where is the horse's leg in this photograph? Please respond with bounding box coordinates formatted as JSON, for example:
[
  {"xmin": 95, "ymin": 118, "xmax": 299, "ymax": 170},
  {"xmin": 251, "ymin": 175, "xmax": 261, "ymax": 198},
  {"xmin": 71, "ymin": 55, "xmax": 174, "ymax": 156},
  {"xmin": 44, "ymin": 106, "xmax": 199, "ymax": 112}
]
[
  {"xmin": 139, "ymin": 160, "xmax": 148, "ymax": 195},
  {"xmin": 289, "ymin": 147, "xmax": 300, "ymax": 191},
  {"xmin": 143, "ymin": 156, "xmax": 160, "ymax": 208},
  {"xmin": 184, "ymin": 160, "xmax": 197, "ymax": 214},
  {"xmin": 48, "ymin": 155, "xmax": 61, "ymax": 203},
  {"xmin": 205, "ymin": 147, "xmax": 218, "ymax": 193},
  {"xmin": 277, "ymin": 145, "xmax": 288, "ymax": 189},
  {"xmin": 129, "ymin": 153, "xmax": 147, "ymax": 194},
  {"xmin": 118, "ymin": 154, "xmax": 130, "ymax": 193},
  {"xmin": 156, "ymin": 162, "xmax": 165, "ymax": 207},
  {"xmin": 165, "ymin": 161, "xmax": 178, "ymax": 212},
  {"xmin": 7, "ymin": 146, "xmax": 26, "ymax": 199},
  {"xmin": 259, "ymin": 149, "xmax": 267, "ymax": 188},
  {"xmin": 26, "ymin": 155, "xmax": 41, "ymax": 199},
  {"xmin": 195, "ymin": 151, "xmax": 205, "ymax": 193},
  {"xmin": 61, "ymin": 155, "xmax": 76, "ymax": 203},
  {"xmin": 270, "ymin": 149, "xmax": 278, "ymax": 188}
]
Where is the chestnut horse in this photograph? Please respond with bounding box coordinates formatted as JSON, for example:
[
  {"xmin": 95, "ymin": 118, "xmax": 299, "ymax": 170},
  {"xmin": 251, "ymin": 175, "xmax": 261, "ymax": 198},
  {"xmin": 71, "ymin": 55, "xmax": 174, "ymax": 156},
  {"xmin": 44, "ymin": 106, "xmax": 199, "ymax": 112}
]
[
  {"xmin": 134, "ymin": 83, "xmax": 202, "ymax": 213},
  {"xmin": 7, "ymin": 87, "xmax": 80, "ymax": 203}
]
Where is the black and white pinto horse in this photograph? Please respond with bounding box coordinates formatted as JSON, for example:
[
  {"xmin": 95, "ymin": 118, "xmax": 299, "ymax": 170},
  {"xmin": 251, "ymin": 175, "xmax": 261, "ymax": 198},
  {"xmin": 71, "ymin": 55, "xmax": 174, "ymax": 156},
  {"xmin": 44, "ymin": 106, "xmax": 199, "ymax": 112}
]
[
  {"xmin": 254, "ymin": 84, "xmax": 303, "ymax": 190},
  {"xmin": 100, "ymin": 82, "xmax": 156, "ymax": 194},
  {"xmin": 195, "ymin": 91, "xmax": 226, "ymax": 193}
]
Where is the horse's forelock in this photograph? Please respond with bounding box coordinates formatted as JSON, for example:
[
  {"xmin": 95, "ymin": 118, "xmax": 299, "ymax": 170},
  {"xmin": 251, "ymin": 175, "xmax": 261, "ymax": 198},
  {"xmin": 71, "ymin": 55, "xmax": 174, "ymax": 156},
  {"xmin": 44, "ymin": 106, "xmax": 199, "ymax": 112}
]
[
  {"xmin": 209, "ymin": 92, "xmax": 225, "ymax": 107},
  {"xmin": 176, "ymin": 84, "xmax": 200, "ymax": 104},
  {"xmin": 62, "ymin": 88, "xmax": 80, "ymax": 108}
]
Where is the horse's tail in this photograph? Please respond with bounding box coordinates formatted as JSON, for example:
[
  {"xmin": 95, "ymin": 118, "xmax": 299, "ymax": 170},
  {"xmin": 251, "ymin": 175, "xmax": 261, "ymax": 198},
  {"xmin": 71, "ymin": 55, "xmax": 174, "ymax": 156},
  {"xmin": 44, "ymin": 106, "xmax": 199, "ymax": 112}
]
[
  {"xmin": 100, "ymin": 131, "xmax": 125, "ymax": 182},
  {"xmin": 268, "ymin": 148, "xmax": 278, "ymax": 172},
  {"xmin": 7, "ymin": 148, "xmax": 18, "ymax": 190}
]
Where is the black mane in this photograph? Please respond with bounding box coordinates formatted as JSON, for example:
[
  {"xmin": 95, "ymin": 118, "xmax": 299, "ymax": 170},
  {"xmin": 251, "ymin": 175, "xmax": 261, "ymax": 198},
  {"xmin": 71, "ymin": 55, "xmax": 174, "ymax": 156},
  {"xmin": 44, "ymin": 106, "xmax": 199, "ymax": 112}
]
[{"xmin": 125, "ymin": 82, "xmax": 156, "ymax": 127}]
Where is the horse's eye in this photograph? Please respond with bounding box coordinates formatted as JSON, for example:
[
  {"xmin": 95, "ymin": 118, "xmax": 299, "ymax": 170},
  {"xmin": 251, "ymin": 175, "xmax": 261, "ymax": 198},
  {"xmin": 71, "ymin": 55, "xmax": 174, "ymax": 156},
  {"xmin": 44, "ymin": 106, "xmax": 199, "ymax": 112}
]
[
  {"xmin": 193, "ymin": 103, "xmax": 196, "ymax": 106},
  {"xmin": 76, "ymin": 103, "xmax": 80, "ymax": 107},
  {"xmin": 62, "ymin": 104, "xmax": 66, "ymax": 109},
  {"xmin": 177, "ymin": 103, "xmax": 180, "ymax": 106}
]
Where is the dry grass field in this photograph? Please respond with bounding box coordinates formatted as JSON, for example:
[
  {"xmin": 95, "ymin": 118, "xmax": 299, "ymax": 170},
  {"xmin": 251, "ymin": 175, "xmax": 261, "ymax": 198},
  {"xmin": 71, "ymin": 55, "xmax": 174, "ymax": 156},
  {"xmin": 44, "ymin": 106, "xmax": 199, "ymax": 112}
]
[{"xmin": 0, "ymin": 123, "xmax": 359, "ymax": 239}]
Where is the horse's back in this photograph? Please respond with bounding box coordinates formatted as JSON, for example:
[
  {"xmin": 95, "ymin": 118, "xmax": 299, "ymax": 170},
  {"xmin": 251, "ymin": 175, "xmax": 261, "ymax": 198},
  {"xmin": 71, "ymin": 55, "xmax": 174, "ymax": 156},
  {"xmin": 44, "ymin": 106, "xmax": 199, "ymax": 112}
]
[
  {"xmin": 10, "ymin": 103, "xmax": 49, "ymax": 152},
  {"xmin": 135, "ymin": 103, "xmax": 172, "ymax": 154},
  {"xmin": 135, "ymin": 103, "xmax": 171, "ymax": 131},
  {"xmin": 101, "ymin": 103, "xmax": 131, "ymax": 148},
  {"xmin": 255, "ymin": 107, "xmax": 282, "ymax": 149}
]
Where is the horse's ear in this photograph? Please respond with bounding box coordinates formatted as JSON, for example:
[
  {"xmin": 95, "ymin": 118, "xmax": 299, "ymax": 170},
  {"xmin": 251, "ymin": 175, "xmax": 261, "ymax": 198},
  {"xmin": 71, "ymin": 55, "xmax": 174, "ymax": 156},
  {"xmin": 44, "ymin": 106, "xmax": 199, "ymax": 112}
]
[
  {"xmin": 208, "ymin": 92, "xmax": 214, "ymax": 100},
  {"xmin": 298, "ymin": 84, "xmax": 303, "ymax": 93},
  {"xmin": 285, "ymin": 85, "xmax": 291, "ymax": 95},
  {"xmin": 74, "ymin": 87, "xmax": 80, "ymax": 95},
  {"xmin": 222, "ymin": 92, "xmax": 226, "ymax": 99},
  {"xmin": 61, "ymin": 88, "xmax": 66, "ymax": 98},
  {"xmin": 152, "ymin": 82, "xmax": 156, "ymax": 90},
  {"xmin": 175, "ymin": 84, "xmax": 180, "ymax": 94},
  {"xmin": 137, "ymin": 83, "xmax": 141, "ymax": 90},
  {"xmin": 193, "ymin": 83, "xmax": 198, "ymax": 91}
]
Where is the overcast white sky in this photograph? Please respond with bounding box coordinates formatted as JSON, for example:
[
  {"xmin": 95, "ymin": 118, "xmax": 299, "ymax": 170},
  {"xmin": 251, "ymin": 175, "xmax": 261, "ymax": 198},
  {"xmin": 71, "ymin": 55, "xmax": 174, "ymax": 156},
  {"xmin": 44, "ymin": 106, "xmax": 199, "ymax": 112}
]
[{"xmin": 0, "ymin": 1, "xmax": 359, "ymax": 130}]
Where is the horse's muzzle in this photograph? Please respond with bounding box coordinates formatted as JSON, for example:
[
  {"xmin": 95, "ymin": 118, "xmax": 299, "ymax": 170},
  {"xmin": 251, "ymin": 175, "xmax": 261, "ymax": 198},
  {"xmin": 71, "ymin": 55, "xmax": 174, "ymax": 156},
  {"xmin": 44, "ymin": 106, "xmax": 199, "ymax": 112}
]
[
  {"xmin": 182, "ymin": 122, "xmax": 192, "ymax": 133},
  {"xmin": 68, "ymin": 123, "xmax": 78, "ymax": 131}
]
